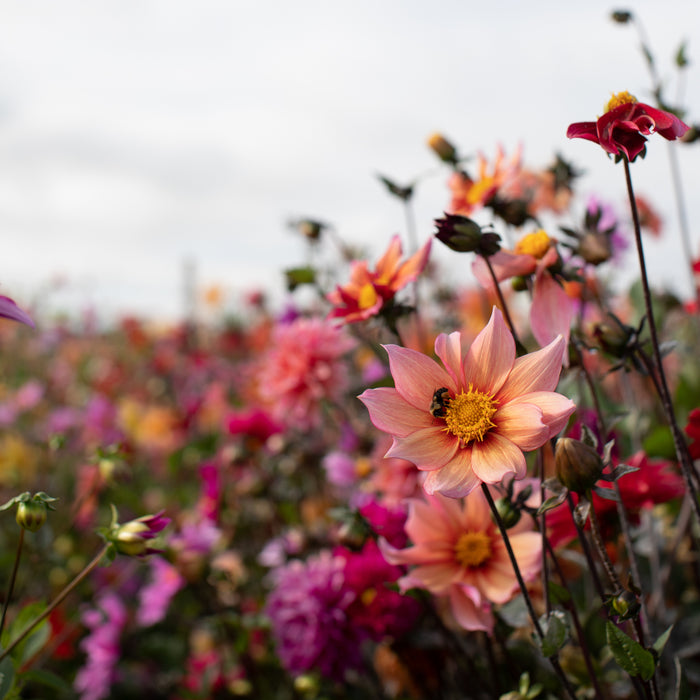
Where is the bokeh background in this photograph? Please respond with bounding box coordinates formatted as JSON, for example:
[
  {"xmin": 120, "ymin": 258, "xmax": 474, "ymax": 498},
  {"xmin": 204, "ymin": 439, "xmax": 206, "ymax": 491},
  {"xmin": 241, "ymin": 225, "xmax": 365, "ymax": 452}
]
[{"xmin": 1, "ymin": 0, "xmax": 699, "ymax": 321}]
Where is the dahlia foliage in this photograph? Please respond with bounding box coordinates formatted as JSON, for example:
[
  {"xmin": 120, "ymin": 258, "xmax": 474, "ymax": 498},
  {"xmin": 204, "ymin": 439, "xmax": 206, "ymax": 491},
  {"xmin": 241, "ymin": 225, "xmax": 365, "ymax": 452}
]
[{"xmin": 2, "ymin": 13, "xmax": 700, "ymax": 700}]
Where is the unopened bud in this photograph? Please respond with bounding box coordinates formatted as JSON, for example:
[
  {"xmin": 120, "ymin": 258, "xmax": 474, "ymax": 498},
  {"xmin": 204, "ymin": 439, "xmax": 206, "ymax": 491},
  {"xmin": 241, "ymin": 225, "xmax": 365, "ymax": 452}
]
[
  {"xmin": 427, "ymin": 133, "xmax": 458, "ymax": 164},
  {"xmin": 434, "ymin": 214, "xmax": 501, "ymax": 255},
  {"xmin": 555, "ymin": 437, "xmax": 604, "ymax": 493},
  {"xmin": 578, "ymin": 231, "xmax": 612, "ymax": 265},
  {"xmin": 16, "ymin": 500, "xmax": 48, "ymax": 532},
  {"xmin": 592, "ymin": 316, "xmax": 634, "ymax": 357},
  {"xmin": 494, "ymin": 497, "xmax": 521, "ymax": 529},
  {"xmin": 611, "ymin": 589, "xmax": 640, "ymax": 619}
]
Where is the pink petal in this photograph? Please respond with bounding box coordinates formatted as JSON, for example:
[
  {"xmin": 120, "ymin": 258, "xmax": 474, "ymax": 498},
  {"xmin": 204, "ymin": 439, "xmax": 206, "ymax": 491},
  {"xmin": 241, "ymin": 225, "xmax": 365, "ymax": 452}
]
[
  {"xmin": 494, "ymin": 402, "xmax": 549, "ymax": 451},
  {"xmin": 392, "ymin": 238, "xmax": 432, "ymax": 290},
  {"xmin": 448, "ymin": 585, "xmax": 494, "ymax": 633},
  {"xmin": 358, "ymin": 387, "xmax": 431, "ymax": 437},
  {"xmin": 385, "ymin": 344, "xmax": 455, "ymax": 410},
  {"xmin": 387, "ymin": 427, "xmax": 458, "ymax": 470},
  {"xmin": 434, "ymin": 332, "xmax": 464, "ymax": 387},
  {"xmin": 378, "ymin": 537, "xmax": 447, "ymax": 567},
  {"xmin": 404, "ymin": 498, "xmax": 451, "ymax": 544},
  {"xmin": 422, "ymin": 449, "xmax": 481, "ymax": 498},
  {"xmin": 470, "ymin": 433, "xmax": 526, "ymax": 483},
  {"xmin": 530, "ymin": 270, "xmax": 576, "ymax": 353},
  {"xmin": 566, "ymin": 121, "xmax": 599, "ymax": 143},
  {"xmin": 460, "ymin": 486, "xmax": 492, "ymax": 531},
  {"xmin": 374, "ymin": 235, "xmax": 403, "ymax": 278},
  {"xmin": 463, "ymin": 308, "xmax": 515, "ymax": 395},
  {"xmin": 410, "ymin": 562, "xmax": 464, "ymax": 592},
  {"xmin": 496, "ymin": 335, "xmax": 566, "ymax": 402},
  {"xmin": 507, "ymin": 391, "xmax": 576, "ymax": 439},
  {"xmin": 471, "ymin": 250, "xmax": 537, "ymax": 289},
  {"xmin": 473, "ymin": 557, "xmax": 521, "ymax": 604}
]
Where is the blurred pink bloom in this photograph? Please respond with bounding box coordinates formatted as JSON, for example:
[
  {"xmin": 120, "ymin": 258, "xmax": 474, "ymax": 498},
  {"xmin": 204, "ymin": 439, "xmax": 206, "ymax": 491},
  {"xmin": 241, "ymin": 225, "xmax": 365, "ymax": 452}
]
[
  {"xmin": 380, "ymin": 488, "xmax": 541, "ymax": 633},
  {"xmin": 257, "ymin": 318, "xmax": 357, "ymax": 430},
  {"xmin": 137, "ymin": 556, "xmax": 185, "ymax": 626},
  {"xmin": 327, "ymin": 235, "xmax": 431, "ymax": 323},
  {"xmin": 472, "ymin": 231, "xmax": 576, "ymax": 350},
  {"xmin": 359, "ymin": 308, "xmax": 574, "ymax": 498}
]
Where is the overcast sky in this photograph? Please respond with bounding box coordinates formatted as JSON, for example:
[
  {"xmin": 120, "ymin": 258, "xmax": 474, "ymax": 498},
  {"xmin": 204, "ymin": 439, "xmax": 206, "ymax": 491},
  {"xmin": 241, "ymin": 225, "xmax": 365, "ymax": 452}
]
[{"xmin": 1, "ymin": 0, "xmax": 699, "ymax": 322}]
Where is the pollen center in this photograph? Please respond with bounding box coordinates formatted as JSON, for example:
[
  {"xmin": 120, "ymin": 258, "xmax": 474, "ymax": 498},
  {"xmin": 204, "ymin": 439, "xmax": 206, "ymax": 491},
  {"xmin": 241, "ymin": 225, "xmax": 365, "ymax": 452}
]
[
  {"xmin": 443, "ymin": 385, "xmax": 498, "ymax": 445},
  {"xmin": 358, "ymin": 283, "xmax": 379, "ymax": 309},
  {"xmin": 454, "ymin": 531, "xmax": 492, "ymax": 568},
  {"xmin": 604, "ymin": 91, "xmax": 638, "ymax": 113},
  {"xmin": 514, "ymin": 230, "xmax": 552, "ymax": 259}
]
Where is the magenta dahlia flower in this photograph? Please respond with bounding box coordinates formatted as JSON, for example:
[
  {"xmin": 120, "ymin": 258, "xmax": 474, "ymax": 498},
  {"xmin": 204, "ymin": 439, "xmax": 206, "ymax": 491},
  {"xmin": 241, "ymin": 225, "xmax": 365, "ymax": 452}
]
[{"xmin": 359, "ymin": 307, "xmax": 575, "ymax": 498}]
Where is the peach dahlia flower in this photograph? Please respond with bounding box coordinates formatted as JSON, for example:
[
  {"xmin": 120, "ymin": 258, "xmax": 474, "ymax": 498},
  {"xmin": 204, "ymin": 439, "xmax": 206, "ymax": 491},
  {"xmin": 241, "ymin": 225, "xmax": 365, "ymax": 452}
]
[
  {"xmin": 379, "ymin": 488, "xmax": 541, "ymax": 633},
  {"xmin": 358, "ymin": 307, "xmax": 575, "ymax": 498}
]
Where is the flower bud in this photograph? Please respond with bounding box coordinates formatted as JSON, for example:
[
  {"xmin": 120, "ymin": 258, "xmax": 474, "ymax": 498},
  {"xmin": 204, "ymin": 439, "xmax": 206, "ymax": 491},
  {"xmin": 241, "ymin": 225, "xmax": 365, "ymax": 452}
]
[
  {"xmin": 108, "ymin": 510, "xmax": 170, "ymax": 557},
  {"xmin": 434, "ymin": 214, "xmax": 501, "ymax": 255},
  {"xmin": 611, "ymin": 589, "xmax": 640, "ymax": 620},
  {"xmin": 16, "ymin": 500, "xmax": 48, "ymax": 532},
  {"xmin": 494, "ymin": 497, "xmax": 521, "ymax": 529},
  {"xmin": 555, "ymin": 437, "xmax": 604, "ymax": 493},
  {"xmin": 577, "ymin": 231, "xmax": 612, "ymax": 266},
  {"xmin": 427, "ymin": 133, "xmax": 458, "ymax": 164},
  {"xmin": 592, "ymin": 316, "xmax": 634, "ymax": 358}
]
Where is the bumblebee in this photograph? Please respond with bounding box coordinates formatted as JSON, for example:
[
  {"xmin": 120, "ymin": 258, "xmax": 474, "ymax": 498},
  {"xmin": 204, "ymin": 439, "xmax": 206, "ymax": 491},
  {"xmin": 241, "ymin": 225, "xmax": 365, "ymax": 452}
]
[{"xmin": 429, "ymin": 387, "xmax": 451, "ymax": 418}]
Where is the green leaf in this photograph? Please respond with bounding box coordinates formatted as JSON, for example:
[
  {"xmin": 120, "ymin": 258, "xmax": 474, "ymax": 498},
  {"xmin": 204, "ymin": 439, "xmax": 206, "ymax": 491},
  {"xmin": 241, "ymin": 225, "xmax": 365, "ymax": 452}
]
[
  {"xmin": 606, "ymin": 621, "xmax": 656, "ymax": 680},
  {"xmin": 539, "ymin": 610, "xmax": 569, "ymax": 657},
  {"xmin": 17, "ymin": 669, "xmax": 72, "ymax": 694},
  {"xmin": 675, "ymin": 41, "xmax": 689, "ymax": 68},
  {"xmin": 651, "ymin": 625, "xmax": 673, "ymax": 660},
  {"xmin": 0, "ymin": 656, "xmax": 15, "ymax": 699},
  {"xmin": 283, "ymin": 266, "xmax": 316, "ymax": 292},
  {"xmin": 547, "ymin": 581, "xmax": 571, "ymax": 606}
]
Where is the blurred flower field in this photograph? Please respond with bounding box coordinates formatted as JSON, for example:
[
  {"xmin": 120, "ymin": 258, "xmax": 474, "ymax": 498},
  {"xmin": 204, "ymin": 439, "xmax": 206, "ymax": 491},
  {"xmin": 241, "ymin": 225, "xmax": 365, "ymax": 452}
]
[{"xmin": 3, "ymin": 9, "xmax": 700, "ymax": 700}]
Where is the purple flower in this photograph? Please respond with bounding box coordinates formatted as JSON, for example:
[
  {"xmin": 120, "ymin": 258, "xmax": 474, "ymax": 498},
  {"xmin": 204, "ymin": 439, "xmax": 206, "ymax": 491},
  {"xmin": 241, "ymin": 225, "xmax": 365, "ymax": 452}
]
[
  {"xmin": 0, "ymin": 294, "xmax": 34, "ymax": 328},
  {"xmin": 136, "ymin": 556, "xmax": 184, "ymax": 627},
  {"xmin": 265, "ymin": 551, "xmax": 366, "ymax": 681},
  {"xmin": 74, "ymin": 593, "xmax": 127, "ymax": 700}
]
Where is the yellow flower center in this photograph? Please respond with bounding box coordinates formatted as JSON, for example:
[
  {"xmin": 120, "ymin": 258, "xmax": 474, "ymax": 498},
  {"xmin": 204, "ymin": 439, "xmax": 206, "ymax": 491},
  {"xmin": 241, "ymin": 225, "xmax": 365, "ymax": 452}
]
[
  {"xmin": 514, "ymin": 230, "xmax": 552, "ymax": 259},
  {"xmin": 454, "ymin": 531, "xmax": 492, "ymax": 568},
  {"xmin": 443, "ymin": 385, "xmax": 498, "ymax": 445},
  {"xmin": 358, "ymin": 283, "xmax": 379, "ymax": 309},
  {"xmin": 604, "ymin": 91, "xmax": 638, "ymax": 113}
]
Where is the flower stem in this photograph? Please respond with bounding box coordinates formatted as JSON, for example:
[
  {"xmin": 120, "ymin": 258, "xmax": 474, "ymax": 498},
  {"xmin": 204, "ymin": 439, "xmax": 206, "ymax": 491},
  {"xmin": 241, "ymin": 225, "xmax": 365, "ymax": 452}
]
[
  {"xmin": 482, "ymin": 484, "xmax": 577, "ymax": 700},
  {"xmin": 0, "ymin": 529, "xmax": 24, "ymax": 640},
  {"xmin": 622, "ymin": 157, "xmax": 700, "ymax": 525},
  {"xmin": 0, "ymin": 544, "xmax": 110, "ymax": 664}
]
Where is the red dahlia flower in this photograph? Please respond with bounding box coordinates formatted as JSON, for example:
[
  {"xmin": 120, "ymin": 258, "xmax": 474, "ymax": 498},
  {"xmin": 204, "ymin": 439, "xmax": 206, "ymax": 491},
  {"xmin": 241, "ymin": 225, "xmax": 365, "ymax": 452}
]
[{"xmin": 567, "ymin": 91, "xmax": 689, "ymax": 161}]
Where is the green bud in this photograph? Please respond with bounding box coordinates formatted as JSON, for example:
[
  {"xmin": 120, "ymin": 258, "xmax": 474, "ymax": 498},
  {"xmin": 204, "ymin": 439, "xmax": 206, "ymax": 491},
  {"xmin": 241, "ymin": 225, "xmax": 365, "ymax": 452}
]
[
  {"xmin": 555, "ymin": 437, "xmax": 604, "ymax": 494},
  {"xmin": 16, "ymin": 500, "xmax": 48, "ymax": 532},
  {"xmin": 494, "ymin": 497, "xmax": 521, "ymax": 529},
  {"xmin": 611, "ymin": 589, "xmax": 640, "ymax": 620}
]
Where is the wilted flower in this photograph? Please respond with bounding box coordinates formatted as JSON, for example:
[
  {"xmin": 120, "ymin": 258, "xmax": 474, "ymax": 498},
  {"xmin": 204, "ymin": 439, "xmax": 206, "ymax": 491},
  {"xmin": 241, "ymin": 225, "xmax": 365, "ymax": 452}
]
[
  {"xmin": 567, "ymin": 91, "xmax": 689, "ymax": 161},
  {"xmin": 359, "ymin": 307, "xmax": 574, "ymax": 498},
  {"xmin": 327, "ymin": 235, "xmax": 431, "ymax": 324}
]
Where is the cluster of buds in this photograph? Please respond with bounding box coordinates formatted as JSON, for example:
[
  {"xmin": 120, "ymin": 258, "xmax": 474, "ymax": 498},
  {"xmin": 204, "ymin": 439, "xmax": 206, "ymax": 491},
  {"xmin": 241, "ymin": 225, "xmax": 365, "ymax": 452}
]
[
  {"xmin": 433, "ymin": 213, "xmax": 501, "ymax": 256},
  {"xmin": 0, "ymin": 491, "xmax": 58, "ymax": 532},
  {"xmin": 100, "ymin": 505, "xmax": 171, "ymax": 557}
]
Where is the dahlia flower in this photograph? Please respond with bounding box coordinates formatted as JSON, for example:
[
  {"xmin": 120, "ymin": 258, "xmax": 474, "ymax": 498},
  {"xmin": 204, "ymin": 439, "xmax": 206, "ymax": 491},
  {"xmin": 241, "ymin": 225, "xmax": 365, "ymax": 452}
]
[
  {"xmin": 567, "ymin": 91, "xmax": 689, "ymax": 161},
  {"xmin": 379, "ymin": 488, "xmax": 541, "ymax": 633},
  {"xmin": 327, "ymin": 235, "xmax": 431, "ymax": 324},
  {"xmin": 359, "ymin": 307, "xmax": 574, "ymax": 498}
]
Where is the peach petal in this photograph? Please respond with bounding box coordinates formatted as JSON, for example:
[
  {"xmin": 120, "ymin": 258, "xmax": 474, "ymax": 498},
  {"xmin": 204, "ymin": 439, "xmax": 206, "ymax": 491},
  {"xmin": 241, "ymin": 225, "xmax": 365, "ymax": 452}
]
[
  {"xmin": 422, "ymin": 449, "xmax": 481, "ymax": 498},
  {"xmin": 506, "ymin": 391, "xmax": 576, "ymax": 438},
  {"xmin": 449, "ymin": 585, "xmax": 494, "ymax": 633},
  {"xmin": 385, "ymin": 344, "xmax": 455, "ymax": 410},
  {"xmin": 410, "ymin": 562, "xmax": 463, "ymax": 592},
  {"xmin": 404, "ymin": 498, "xmax": 451, "ymax": 543},
  {"xmin": 496, "ymin": 335, "xmax": 566, "ymax": 402},
  {"xmin": 463, "ymin": 308, "xmax": 515, "ymax": 395},
  {"xmin": 434, "ymin": 331, "xmax": 464, "ymax": 387},
  {"xmin": 494, "ymin": 401, "xmax": 549, "ymax": 451},
  {"xmin": 531, "ymin": 269, "xmax": 576, "ymax": 353},
  {"xmin": 471, "ymin": 433, "xmax": 526, "ymax": 484},
  {"xmin": 386, "ymin": 427, "xmax": 458, "ymax": 470},
  {"xmin": 460, "ymin": 486, "xmax": 492, "ymax": 531},
  {"xmin": 358, "ymin": 387, "xmax": 431, "ymax": 438},
  {"xmin": 473, "ymin": 559, "xmax": 521, "ymax": 603}
]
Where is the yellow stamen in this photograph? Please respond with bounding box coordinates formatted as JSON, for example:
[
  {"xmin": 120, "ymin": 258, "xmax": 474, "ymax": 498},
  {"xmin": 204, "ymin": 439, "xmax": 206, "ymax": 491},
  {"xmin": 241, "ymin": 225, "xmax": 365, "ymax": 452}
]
[
  {"xmin": 454, "ymin": 531, "xmax": 492, "ymax": 568},
  {"xmin": 358, "ymin": 283, "xmax": 379, "ymax": 310},
  {"xmin": 354, "ymin": 456, "xmax": 372, "ymax": 478},
  {"xmin": 443, "ymin": 384, "xmax": 498, "ymax": 445},
  {"xmin": 604, "ymin": 91, "xmax": 638, "ymax": 113},
  {"xmin": 514, "ymin": 229, "xmax": 552, "ymax": 259}
]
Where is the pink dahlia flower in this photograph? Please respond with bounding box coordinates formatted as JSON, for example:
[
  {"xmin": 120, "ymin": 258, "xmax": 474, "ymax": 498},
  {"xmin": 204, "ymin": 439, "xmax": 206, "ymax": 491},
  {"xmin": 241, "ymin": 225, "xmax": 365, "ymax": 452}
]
[
  {"xmin": 379, "ymin": 488, "xmax": 541, "ymax": 633},
  {"xmin": 359, "ymin": 307, "xmax": 575, "ymax": 498}
]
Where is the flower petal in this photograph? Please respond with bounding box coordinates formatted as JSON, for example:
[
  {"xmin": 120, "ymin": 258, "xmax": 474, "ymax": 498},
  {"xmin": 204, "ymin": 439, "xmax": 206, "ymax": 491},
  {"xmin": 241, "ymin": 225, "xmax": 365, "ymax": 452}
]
[
  {"xmin": 530, "ymin": 270, "xmax": 576, "ymax": 353},
  {"xmin": 471, "ymin": 433, "xmax": 526, "ymax": 483},
  {"xmin": 494, "ymin": 402, "xmax": 548, "ymax": 451},
  {"xmin": 507, "ymin": 391, "xmax": 576, "ymax": 439},
  {"xmin": 463, "ymin": 308, "xmax": 515, "ymax": 395},
  {"xmin": 434, "ymin": 332, "xmax": 464, "ymax": 387},
  {"xmin": 448, "ymin": 585, "xmax": 493, "ymax": 633},
  {"xmin": 385, "ymin": 344, "xmax": 455, "ymax": 410},
  {"xmin": 496, "ymin": 335, "xmax": 566, "ymax": 401},
  {"xmin": 422, "ymin": 448, "xmax": 481, "ymax": 498},
  {"xmin": 387, "ymin": 427, "xmax": 458, "ymax": 470},
  {"xmin": 0, "ymin": 296, "xmax": 34, "ymax": 328},
  {"xmin": 358, "ymin": 387, "xmax": 431, "ymax": 437}
]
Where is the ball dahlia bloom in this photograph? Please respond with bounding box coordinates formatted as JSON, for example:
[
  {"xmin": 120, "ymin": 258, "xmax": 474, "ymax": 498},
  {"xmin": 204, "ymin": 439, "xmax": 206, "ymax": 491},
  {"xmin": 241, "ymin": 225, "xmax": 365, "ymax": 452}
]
[
  {"xmin": 359, "ymin": 307, "xmax": 575, "ymax": 498},
  {"xmin": 567, "ymin": 91, "xmax": 689, "ymax": 162},
  {"xmin": 327, "ymin": 235, "xmax": 431, "ymax": 324},
  {"xmin": 379, "ymin": 488, "xmax": 541, "ymax": 633}
]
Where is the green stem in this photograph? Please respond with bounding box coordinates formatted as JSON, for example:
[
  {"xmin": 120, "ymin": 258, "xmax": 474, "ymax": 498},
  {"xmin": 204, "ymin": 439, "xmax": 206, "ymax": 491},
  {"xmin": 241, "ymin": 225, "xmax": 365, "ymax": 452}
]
[
  {"xmin": 0, "ymin": 529, "xmax": 25, "ymax": 640},
  {"xmin": 0, "ymin": 544, "xmax": 109, "ymax": 664}
]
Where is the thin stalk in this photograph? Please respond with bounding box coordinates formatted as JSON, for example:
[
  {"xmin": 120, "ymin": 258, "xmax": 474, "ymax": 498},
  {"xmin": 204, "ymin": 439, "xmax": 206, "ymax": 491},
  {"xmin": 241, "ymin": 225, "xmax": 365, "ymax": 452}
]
[
  {"xmin": 0, "ymin": 529, "xmax": 25, "ymax": 639},
  {"xmin": 587, "ymin": 500, "xmax": 623, "ymax": 594},
  {"xmin": 482, "ymin": 484, "xmax": 577, "ymax": 700},
  {"xmin": 622, "ymin": 158, "xmax": 700, "ymax": 526},
  {"xmin": 0, "ymin": 544, "xmax": 109, "ymax": 664},
  {"xmin": 538, "ymin": 449, "xmax": 551, "ymax": 617},
  {"xmin": 567, "ymin": 493, "xmax": 606, "ymax": 599}
]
